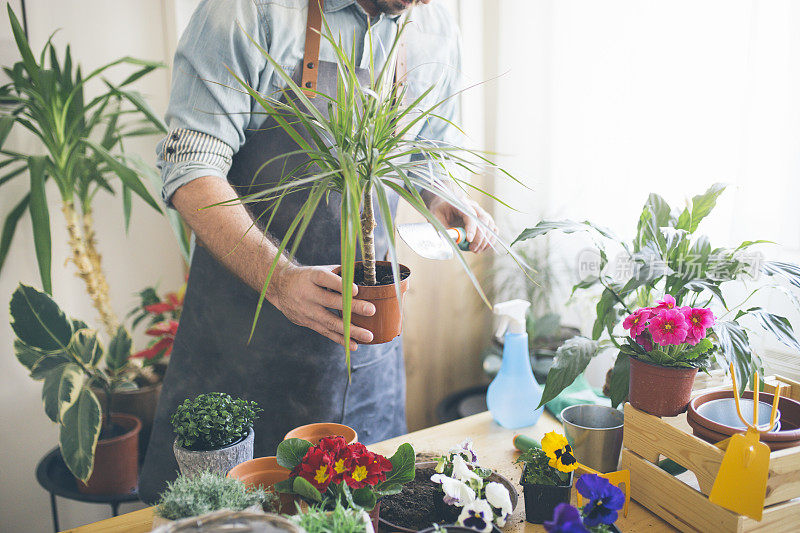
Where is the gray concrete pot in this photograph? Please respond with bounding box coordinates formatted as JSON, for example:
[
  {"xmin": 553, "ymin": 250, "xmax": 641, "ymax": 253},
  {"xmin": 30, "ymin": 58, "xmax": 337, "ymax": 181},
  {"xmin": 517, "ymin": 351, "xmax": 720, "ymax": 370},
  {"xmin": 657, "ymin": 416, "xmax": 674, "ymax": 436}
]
[{"xmin": 173, "ymin": 428, "xmax": 254, "ymax": 478}]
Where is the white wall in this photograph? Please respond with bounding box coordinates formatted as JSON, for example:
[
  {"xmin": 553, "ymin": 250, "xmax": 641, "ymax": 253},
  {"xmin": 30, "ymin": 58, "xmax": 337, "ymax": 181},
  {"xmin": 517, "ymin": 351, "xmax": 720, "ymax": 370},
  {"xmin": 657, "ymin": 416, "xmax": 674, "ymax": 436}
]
[{"xmin": 0, "ymin": 2, "xmax": 184, "ymax": 531}]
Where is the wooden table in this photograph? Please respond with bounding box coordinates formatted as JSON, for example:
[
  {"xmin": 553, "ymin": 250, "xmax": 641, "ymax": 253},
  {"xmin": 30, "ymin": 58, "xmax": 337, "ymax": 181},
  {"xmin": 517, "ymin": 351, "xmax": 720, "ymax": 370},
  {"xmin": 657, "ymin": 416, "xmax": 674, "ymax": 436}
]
[{"xmin": 65, "ymin": 412, "xmax": 674, "ymax": 532}]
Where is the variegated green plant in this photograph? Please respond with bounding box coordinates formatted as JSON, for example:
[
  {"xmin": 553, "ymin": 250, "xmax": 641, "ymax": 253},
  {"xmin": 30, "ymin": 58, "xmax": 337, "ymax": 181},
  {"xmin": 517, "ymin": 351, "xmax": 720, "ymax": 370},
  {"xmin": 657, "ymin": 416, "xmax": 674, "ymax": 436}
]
[
  {"xmin": 10, "ymin": 283, "xmax": 135, "ymax": 482},
  {"xmin": 0, "ymin": 6, "xmax": 189, "ymax": 337},
  {"xmin": 212, "ymin": 14, "xmax": 528, "ymax": 370}
]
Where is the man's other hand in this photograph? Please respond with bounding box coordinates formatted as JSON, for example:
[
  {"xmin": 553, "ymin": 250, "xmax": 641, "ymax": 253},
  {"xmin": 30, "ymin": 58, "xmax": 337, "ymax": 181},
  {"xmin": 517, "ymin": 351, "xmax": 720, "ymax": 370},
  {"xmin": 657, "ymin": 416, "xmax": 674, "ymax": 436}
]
[{"xmin": 428, "ymin": 196, "xmax": 498, "ymax": 253}]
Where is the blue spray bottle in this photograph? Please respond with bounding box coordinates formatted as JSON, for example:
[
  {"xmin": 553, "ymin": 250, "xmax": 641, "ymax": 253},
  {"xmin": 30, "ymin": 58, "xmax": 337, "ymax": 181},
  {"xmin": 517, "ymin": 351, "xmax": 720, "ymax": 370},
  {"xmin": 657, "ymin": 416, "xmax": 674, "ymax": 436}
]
[{"xmin": 486, "ymin": 299, "xmax": 544, "ymax": 428}]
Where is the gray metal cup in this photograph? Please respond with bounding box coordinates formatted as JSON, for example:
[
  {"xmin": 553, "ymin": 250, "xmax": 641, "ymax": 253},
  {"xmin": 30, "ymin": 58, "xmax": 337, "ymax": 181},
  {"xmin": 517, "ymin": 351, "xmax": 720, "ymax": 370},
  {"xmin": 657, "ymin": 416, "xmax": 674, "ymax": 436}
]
[{"xmin": 561, "ymin": 404, "xmax": 624, "ymax": 473}]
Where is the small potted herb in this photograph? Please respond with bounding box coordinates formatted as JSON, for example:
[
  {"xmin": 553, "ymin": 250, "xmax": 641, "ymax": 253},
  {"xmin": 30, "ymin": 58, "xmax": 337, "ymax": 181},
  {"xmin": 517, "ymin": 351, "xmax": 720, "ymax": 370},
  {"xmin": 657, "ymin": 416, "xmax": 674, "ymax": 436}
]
[
  {"xmin": 516, "ymin": 432, "xmax": 577, "ymax": 524},
  {"xmin": 544, "ymin": 474, "xmax": 625, "ymax": 533},
  {"xmin": 275, "ymin": 436, "xmax": 415, "ymax": 531},
  {"xmin": 290, "ymin": 501, "xmax": 374, "ymax": 533},
  {"xmin": 622, "ymin": 295, "xmax": 716, "ymax": 416},
  {"xmin": 153, "ymin": 470, "xmax": 275, "ymax": 527},
  {"xmin": 171, "ymin": 392, "xmax": 261, "ymax": 477}
]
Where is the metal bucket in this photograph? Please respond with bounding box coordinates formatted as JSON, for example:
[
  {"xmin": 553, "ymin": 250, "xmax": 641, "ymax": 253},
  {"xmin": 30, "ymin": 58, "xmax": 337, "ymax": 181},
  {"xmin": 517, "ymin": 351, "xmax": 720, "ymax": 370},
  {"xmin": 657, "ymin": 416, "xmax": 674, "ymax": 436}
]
[{"xmin": 561, "ymin": 404, "xmax": 624, "ymax": 473}]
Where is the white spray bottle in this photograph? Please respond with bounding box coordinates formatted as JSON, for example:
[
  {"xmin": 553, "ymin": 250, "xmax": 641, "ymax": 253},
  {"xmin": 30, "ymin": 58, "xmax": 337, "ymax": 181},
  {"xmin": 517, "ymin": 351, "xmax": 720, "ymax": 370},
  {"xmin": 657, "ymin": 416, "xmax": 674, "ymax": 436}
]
[{"xmin": 486, "ymin": 299, "xmax": 544, "ymax": 428}]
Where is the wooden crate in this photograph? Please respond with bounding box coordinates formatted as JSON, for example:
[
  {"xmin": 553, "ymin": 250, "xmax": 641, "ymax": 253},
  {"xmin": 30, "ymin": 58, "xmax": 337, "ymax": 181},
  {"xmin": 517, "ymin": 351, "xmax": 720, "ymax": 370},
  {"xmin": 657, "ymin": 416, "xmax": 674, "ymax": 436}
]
[{"xmin": 620, "ymin": 375, "xmax": 800, "ymax": 533}]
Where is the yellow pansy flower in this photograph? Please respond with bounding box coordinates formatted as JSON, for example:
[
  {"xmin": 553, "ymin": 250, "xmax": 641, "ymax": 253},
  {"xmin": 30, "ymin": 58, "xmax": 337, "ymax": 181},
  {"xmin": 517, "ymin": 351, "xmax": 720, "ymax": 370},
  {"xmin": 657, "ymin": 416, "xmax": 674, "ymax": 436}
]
[{"xmin": 541, "ymin": 431, "xmax": 578, "ymax": 473}]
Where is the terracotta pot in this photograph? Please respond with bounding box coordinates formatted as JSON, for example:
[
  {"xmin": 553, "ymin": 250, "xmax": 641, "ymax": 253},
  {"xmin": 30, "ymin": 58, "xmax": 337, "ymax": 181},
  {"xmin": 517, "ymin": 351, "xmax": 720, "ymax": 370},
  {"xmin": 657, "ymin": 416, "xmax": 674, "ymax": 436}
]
[
  {"xmin": 333, "ymin": 261, "xmax": 410, "ymax": 345},
  {"xmin": 227, "ymin": 457, "xmax": 299, "ymax": 514},
  {"xmin": 628, "ymin": 356, "xmax": 698, "ymax": 417},
  {"xmin": 92, "ymin": 382, "xmax": 161, "ymax": 461},
  {"xmin": 687, "ymin": 390, "xmax": 800, "ymax": 451},
  {"xmin": 284, "ymin": 422, "xmax": 358, "ymax": 445},
  {"xmin": 77, "ymin": 413, "xmax": 141, "ymax": 495}
]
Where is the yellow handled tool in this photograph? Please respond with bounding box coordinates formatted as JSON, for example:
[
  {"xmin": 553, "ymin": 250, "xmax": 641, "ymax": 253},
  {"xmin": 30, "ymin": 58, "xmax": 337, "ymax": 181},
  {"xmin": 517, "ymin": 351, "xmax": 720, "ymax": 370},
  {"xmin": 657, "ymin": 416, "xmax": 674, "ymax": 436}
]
[{"xmin": 708, "ymin": 365, "xmax": 782, "ymax": 520}]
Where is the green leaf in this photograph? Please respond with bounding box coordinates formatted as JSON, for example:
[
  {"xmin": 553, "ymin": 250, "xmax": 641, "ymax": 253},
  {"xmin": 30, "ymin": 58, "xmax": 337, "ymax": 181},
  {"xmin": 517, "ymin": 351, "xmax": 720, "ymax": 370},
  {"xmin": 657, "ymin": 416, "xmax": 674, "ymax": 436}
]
[
  {"xmin": 0, "ymin": 193, "xmax": 30, "ymax": 274},
  {"xmin": 714, "ymin": 321, "xmax": 758, "ymax": 393},
  {"xmin": 7, "ymin": 4, "xmax": 40, "ymax": 79},
  {"xmin": 273, "ymin": 478, "xmax": 294, "ymax": 493},
  {"xmin": 538, "ymin": 337, "xmax": 599, "ymax": 407},
  {"xmin": 276, "ymin": 437, "xmax": 313, "ymax": 470},
  {"xmin": 109, "ymin": 87, "xmax": 167, "ymax": 133},
  {"xmin": 592, "ymin": 286, "xmax": 622, "ymax": 340},
  {"xmin": 59, "ymin": 386, "xmax": 102, "ymax": 482},
  {"xmin": 30, "ymin": 353, "xmax": 72, "ymax": 380},
  {"xmin": 292, "ymin": 476, "xmax": 323, "ymax": 503},
  {"xmin": 744, "ymin": 307, "xmax": 800, "ymax": 353},
  {"xmin": 513, "ymin": 219, "xmax": 618, "ymax": 246},
  {"xmin": 643, "ymin": 193, "xmax": 673, "ymax": 227},
  {"xmin": 83, "ymin": 140, "xmax": 162, "ymax": 212},
  {"xmin": 762, "ymin": 261, "xmax": 800, "ymax": 290},
  {"xmin": 9, "ymin": 283, "xmax": 73, "ymax": 351},
  {"xmin": 41, "ymin": 362, "xmax": 83, "ymax": 423},
  {"xmin": 71, "ymin": 329, "xmax": 101, "ymax": 366},
  {"xmin": 14, "ymin": 339, "xmax": 47, "ymax": 370},
  {"xmin": 374, "ymin": 443, "xmax": 415, "ymax": 491},
  {"xmin": 675, "ymin": 183, "xmax": 726, "ymax": 233},
  {"xmin": 0, "ymin": 114, "xmax": 15, "ymax": 148},
  {"xmin": 28, "ymin": 156, "xmax": 52, "ymax": 294},
  {"xmin": 106, "ymin": 326, "xmax": 131, "ymax": 372},
  {"xmin": 352, "ymin": 486, "xmax": 377, "ymax": 510},
  {"xmin": 608, "ymin": 352, "xmax": 630, "ymax": 408}
]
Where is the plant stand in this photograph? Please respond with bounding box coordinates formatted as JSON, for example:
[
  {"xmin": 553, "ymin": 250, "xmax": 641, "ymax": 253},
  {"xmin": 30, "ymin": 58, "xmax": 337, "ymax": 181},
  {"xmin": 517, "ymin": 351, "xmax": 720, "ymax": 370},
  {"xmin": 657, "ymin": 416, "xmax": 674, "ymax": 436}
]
[
  {"xmin": 619, "ymin": 375, "xmax": 800, "ymax": 532},
  {"xmin": 35, "ymin": 447, "xmax": 139, "ymax": 533}
]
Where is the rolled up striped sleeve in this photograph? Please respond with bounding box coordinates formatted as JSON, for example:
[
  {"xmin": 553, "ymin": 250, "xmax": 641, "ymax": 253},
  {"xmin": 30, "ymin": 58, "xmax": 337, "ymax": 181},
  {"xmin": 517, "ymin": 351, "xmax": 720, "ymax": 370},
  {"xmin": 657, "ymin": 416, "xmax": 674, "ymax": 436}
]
[{"xmin": 156, "ymin": 0, "xmax": 269, "ymax": 206}]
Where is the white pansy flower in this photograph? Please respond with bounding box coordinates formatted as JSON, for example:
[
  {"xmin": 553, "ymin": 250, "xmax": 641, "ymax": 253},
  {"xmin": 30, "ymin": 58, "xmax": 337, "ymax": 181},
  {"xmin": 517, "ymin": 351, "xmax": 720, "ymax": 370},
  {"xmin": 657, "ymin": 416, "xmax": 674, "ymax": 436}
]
[
  {"xmin": 431, "ymin": 473, "xmax": 476, "ymax": 507},
  {"xmin": 485, "ymin": 482, "xmax": 513, "ymax": 526},
  {"xmin": 449, "ymin": 438, "xmax": 478, "ymax": 464},
  {"xmin": 451, "ymin": 455, "xmax": 482, "ymax": 485},
  {"xmin": 457, "ymin": 499, "xmax": 494, "ymax": 533}
]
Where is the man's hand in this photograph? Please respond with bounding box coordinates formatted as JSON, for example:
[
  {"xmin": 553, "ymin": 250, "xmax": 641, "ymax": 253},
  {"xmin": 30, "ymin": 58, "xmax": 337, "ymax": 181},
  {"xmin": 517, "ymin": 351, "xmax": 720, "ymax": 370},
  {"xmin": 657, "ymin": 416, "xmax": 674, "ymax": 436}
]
[
  {"xmin": 427, "ymin": 195, "xmax": 498, "ymax": 253},
  {"xmin": 269, "ymin": 264, "xmax": 376, "ymax": 351}
]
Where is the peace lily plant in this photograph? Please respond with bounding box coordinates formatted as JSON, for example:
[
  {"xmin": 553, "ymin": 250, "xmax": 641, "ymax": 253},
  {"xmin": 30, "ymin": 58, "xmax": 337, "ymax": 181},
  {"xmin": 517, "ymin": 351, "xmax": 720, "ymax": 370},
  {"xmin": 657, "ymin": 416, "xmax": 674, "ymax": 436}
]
[
  {"xmin": 515, "ymin": 184, "xmax": 800, "ymax": 407},
  {"xmin": 214, "ymin": 13, "xmax": 527, "ymax": 369},
  {"xmin": 0, "ymin": 6, "xmax": 188, "ymax": 337}
]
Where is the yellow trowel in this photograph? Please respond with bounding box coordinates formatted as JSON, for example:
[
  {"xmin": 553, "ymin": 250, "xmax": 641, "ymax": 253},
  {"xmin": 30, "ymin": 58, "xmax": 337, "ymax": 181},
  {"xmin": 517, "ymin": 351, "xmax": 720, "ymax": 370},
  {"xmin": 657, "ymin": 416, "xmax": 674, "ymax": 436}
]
[{"xmin": 708, "ymin": 365, "xmax": 781, "ymax": 521}]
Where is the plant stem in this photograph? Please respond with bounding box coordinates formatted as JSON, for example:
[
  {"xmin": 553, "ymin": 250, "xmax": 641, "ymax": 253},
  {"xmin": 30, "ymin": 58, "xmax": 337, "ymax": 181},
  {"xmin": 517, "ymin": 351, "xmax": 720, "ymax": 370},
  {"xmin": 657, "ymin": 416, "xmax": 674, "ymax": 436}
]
[
  {"xmin": 62, "ymin": 202, "xmax": 119, "ymax": 336},
  {"xmin": 361, "ymin": 183, "xmax": 377, "ymax": 286}
]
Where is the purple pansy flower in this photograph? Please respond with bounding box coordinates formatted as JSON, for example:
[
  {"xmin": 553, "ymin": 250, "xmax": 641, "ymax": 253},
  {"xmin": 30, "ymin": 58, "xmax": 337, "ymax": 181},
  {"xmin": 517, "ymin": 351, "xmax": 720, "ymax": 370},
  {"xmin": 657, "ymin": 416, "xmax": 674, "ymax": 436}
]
[
  {"xmin": 576, "ymin": 474, "xmax": 625, "ymax": 527},
  {"xmin": 543, "ymin": 503, "xmax": 589, "ymax": 533}
]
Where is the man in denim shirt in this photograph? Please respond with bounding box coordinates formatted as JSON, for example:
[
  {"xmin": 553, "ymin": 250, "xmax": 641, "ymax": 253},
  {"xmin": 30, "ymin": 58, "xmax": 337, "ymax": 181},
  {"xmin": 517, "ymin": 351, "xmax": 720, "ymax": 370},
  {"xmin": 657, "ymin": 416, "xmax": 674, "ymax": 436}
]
[{"xmin": 140, "ymin": 0, "xmax": 497, "ymax": 501}]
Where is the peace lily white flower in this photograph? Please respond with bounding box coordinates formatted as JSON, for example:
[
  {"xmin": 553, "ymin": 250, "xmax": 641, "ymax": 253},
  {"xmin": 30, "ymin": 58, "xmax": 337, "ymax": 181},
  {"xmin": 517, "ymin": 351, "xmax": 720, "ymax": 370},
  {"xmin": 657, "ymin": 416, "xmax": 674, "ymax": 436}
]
[
  {"xmin": 431, "ymin": 473, "xmax": 476, "ymax": 507},
  {"xmin": 451, "ymin": 454, "xmax": 482, "ymax": 486},
  {"xmin": 457, "ymin": 498, "xmax": 494, "ymax": 533},
  {"xmin": 485, "ymin": 482, "xmax": 513, "ymax": 527}
]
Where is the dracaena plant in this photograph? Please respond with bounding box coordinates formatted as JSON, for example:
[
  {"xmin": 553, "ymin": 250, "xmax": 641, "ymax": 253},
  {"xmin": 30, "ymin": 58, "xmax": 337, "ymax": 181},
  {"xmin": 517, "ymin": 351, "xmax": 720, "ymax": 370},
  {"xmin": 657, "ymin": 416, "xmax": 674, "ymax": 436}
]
[
  {"xmin": 10, "ymin": 283, "xmax": 136, "ymax": 482},
  {"xmin": 213, "ymin": 14, "xmax": 527, "ymax": 370},
  {"xmin": 0, "ymin": 6, "xmax": 189, "ymax": 336},
  {"xmin": 515, "ymin": 184, "xmax": 800, "ymax": 407}
]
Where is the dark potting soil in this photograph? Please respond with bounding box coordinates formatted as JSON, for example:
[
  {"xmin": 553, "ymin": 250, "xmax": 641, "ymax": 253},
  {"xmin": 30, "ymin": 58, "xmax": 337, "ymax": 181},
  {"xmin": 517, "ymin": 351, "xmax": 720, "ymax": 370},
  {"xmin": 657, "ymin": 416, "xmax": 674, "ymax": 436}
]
[
  {"xmin": 379, "ymin": 467, "xmax": 459, "ymax": 532},
  {"xmin": 353, "ymin": 262, "xmax": 410, "ymax": 286},
  {"xmin": 99, "ymin": 423, "xmax": 128, "ymax": 440}
]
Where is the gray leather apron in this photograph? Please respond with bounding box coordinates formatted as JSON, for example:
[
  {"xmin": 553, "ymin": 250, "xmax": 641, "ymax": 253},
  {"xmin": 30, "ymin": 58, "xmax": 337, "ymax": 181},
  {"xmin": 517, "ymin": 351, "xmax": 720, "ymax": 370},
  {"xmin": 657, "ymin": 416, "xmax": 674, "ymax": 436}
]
[{"xmin": 139, "ymin": 3, "xmax": 406, "ymax": 503}]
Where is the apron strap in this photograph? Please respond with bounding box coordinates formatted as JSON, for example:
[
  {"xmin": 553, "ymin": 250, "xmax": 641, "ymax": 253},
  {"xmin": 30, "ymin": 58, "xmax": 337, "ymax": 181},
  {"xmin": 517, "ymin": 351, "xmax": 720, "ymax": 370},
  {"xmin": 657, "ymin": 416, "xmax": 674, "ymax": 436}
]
[
  {"xmin": 301, "ymin": 0, "xmax": 408, "ymax": 97},
  {"xmin": 301, "ymin": 0, "xmax": 324, "ymax": 96}
]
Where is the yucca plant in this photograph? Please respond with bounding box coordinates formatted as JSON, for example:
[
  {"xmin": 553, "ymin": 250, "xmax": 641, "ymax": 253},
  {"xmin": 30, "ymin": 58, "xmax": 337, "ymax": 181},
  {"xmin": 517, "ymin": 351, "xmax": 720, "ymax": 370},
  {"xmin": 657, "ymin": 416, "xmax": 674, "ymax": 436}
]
[
  {"xmin": 10, "ymin": 283, "xmax": 136, "ymax": 482},
  {"xmin": 0, "ymin": 6, "xmax": 187, "ymax": 336},
  {"xmin": 214, "ymin": 15, "xmax": 527, "ymax": 369}
]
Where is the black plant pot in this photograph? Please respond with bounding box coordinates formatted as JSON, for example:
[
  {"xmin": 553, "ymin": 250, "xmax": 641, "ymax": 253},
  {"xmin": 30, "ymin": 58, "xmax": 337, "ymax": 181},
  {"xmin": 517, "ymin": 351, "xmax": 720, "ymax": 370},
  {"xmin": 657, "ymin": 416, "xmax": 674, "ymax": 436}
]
[{"xmin": 520, "ymin": 467, "xmax": 574, "ymax": 524}]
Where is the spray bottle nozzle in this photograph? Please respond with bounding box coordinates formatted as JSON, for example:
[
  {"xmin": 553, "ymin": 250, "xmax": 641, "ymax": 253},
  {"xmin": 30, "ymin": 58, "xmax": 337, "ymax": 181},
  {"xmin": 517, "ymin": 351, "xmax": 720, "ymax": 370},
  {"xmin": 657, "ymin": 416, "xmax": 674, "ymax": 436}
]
[{"xmin": 493, "ymin": 299, "xmax": 531, "ymax": 338}]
